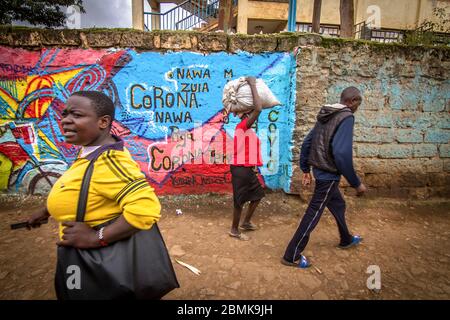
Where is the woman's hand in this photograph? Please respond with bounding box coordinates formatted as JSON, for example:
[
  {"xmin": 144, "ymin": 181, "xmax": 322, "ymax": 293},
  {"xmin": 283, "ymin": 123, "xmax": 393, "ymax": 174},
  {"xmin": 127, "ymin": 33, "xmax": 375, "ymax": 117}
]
[
  {"xmin": 246, "ymin": 76, "xmax": 257, "ymax": 86},
  {"xmin": 26, "ymin": 208, "xmax": 50, "ymax": 229},
  {"xmin": 57, "ymin": 222, "xmax": 99, "ymax": 249},
  {"xmin": 244, "ymin": 76, "xmax": 262, "ymax": 128},
  {"xmin": 246, "ymin": 76, "xmax": 262, "ymax": 112}
]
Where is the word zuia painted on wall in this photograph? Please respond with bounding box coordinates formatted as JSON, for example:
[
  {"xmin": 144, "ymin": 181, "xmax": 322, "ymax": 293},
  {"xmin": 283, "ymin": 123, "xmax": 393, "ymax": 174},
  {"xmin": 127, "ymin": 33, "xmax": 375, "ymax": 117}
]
[{"xmin": 0, "ymin": 46, "xmax": 297, "ymax": 195}]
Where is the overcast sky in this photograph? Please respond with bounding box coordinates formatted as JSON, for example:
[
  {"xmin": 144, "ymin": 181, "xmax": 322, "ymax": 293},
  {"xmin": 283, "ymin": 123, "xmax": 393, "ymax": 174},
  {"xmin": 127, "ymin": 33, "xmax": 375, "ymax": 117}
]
[
  {"xmin": 75, "ymin": 0, "xmax": 175, "ymax": 28},
  {"xmin": 79, "ymin": 0, "xmax": 132, "ymax": 28}
]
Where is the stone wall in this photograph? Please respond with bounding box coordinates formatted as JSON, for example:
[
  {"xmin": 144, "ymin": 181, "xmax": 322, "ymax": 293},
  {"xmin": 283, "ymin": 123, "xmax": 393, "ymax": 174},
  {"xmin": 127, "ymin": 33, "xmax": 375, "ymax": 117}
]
[
  {"xmin": 291, "ymin": 38, "xmax": 450, "ymax": 198},
  {"xmin": 0, "ymin": 27, "xmax": 449, "ymax": 198}
]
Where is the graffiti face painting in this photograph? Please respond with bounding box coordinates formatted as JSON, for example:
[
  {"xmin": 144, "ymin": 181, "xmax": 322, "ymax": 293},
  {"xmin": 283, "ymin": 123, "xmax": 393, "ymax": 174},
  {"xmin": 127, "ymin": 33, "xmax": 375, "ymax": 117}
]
[{"xmin": 0, "ymin": 46, "xmax": 297, "ymax": 195}]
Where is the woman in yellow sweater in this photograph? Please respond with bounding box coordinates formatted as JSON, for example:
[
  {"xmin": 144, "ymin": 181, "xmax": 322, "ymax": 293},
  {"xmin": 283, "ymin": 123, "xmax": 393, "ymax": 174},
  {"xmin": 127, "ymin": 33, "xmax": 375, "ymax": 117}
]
[{"xmin": 27, "ymin": 91, "xmax": 168, "ymax": 299}]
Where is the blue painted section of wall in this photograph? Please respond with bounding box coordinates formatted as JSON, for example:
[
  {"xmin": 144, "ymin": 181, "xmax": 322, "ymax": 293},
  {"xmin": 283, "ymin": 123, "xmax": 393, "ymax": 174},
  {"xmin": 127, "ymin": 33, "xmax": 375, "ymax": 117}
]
[{"xmin": 112, "ymin": 50, "xmax": 297, "ymax": 192}]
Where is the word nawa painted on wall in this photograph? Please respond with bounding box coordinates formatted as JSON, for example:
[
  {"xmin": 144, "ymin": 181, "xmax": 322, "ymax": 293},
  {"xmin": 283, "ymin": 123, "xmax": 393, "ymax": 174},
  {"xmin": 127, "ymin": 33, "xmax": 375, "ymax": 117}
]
[{"xmin": 0, "ymin": 47, "xmax": 296, "ymax": 195}]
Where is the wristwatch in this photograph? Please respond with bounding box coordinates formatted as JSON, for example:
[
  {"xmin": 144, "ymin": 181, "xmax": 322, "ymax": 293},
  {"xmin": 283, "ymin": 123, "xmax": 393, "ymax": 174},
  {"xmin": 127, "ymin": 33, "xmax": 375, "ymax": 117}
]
[{"xmin": 97, "ymin": 227, "xmax": 108, "ymax": 247}]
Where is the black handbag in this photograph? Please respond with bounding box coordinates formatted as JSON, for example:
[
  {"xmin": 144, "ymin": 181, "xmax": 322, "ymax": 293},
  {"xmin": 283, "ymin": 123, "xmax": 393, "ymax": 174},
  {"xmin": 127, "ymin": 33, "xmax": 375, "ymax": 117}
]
[{"xmin": 55, "ymin": 156, "xmax": 179, "ymax": 300}]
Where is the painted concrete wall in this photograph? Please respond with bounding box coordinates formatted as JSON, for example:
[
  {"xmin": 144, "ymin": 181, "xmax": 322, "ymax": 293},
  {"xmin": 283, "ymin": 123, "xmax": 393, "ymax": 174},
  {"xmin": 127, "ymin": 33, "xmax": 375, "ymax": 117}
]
[
  {"xmin": 0, "ymin": 30, "xmax": 448, "ymax": 198},
  {"xmin": 292, "ymin": 39, "xmax": 450, "ymax": 198},
  {"xmin": 0, "ymin": 43, "xmax": 296, "ymax": 195}
]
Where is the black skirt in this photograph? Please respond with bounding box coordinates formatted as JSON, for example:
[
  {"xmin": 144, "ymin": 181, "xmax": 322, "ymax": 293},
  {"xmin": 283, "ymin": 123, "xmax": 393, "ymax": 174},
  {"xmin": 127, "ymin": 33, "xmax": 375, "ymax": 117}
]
[{"xmin": 230, "ymin": 165, "xmax": 265, "ymax": 209}]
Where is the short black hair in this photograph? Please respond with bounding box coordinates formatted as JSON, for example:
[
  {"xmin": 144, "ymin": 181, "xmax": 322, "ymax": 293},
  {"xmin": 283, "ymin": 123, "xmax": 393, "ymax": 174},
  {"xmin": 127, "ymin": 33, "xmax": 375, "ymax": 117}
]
[
  {"xmin": 71, "ymin": 90, "xmax": 115, "ymax": 121},
  {"xmin": 340, "ymin": 87, "xmax": 361, "ymax": 103}
]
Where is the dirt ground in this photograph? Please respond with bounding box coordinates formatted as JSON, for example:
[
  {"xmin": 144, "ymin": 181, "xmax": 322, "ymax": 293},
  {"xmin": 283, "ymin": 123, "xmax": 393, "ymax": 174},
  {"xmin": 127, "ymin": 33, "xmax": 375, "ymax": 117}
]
[{"xmin": 0, "ymin": 191, "xmax": 449, "ymax": 300}]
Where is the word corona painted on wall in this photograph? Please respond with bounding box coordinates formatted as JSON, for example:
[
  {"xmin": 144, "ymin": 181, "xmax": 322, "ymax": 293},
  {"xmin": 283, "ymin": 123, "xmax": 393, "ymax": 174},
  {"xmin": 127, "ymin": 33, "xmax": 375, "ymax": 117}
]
[
  {"xmin": 130, "ymin": 85, "xmax": 200, "ymax": 110},
  {"xmin": 129, "ymin": 67, "xmax": 214, "ymax": 124}
]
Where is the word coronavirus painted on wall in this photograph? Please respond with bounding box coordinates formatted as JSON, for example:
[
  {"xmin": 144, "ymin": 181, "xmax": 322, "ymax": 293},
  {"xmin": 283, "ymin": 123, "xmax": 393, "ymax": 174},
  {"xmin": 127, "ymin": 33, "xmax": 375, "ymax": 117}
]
[{"xmin": 0, "ymin": 46, "xmax": 297, "ymax": 195}]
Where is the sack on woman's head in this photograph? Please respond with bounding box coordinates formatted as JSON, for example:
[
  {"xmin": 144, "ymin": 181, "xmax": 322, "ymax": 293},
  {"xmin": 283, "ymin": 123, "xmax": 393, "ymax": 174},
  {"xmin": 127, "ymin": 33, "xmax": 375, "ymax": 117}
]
[{"xmin": 222, "ymin": 77, "xmax": 281, "ymax": 116}]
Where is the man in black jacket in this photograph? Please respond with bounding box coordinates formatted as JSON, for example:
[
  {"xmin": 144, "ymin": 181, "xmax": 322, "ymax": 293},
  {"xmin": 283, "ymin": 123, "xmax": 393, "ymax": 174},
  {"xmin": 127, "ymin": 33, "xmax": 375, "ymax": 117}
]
[{"xmin": 281, "ymin": 86, "xmax": 367, "ymax": 268}]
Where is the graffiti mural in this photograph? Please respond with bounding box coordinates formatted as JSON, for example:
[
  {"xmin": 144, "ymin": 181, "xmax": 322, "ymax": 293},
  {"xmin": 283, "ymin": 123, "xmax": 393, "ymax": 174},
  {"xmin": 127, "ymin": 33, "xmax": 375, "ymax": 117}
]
[{"xmin": 0, "ymin": 46, "xmax": 297, "ymax": 195}]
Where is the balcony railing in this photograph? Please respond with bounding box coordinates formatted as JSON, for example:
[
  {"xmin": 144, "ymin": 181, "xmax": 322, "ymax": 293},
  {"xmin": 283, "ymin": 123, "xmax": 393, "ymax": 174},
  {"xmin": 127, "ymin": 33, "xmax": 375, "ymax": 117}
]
[
  {"xmin": 298, "ymin": 21, "xmax": 409, "ymax": 44},
  {"xmin": 144, "ymin": 0, "xmax": 221, "ymax": 31},
  {"xmin": 354, "ymin": 21, "xmax": 405, "ymax": 43},
  {"xmin": 296, "ymin": 23, "xmax": 340, "ymax": 37}
]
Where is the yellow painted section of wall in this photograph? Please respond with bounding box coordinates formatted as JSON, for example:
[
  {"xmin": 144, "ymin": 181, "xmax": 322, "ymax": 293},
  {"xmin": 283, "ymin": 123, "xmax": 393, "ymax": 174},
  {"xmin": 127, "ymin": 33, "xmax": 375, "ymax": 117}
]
[
  {"xmin": 247, "ymin": 2, "xmax": 288, "ymax": 20},
  {"xmin": 0, "ymin": 68, "xmax": 82, "ymax": 119},
  {"xmin": 355, "ymin": 0, "xmax": 450, "ymax": 29},
  {"xmin": 296, "ymin": 0, "xmax": 341, "ymax": 24},
  {"xmin": 35, "ymin": 128, "xmax": 60, "ymax": 161},
  {"xmin": 0, "ymin": 88, "xmax": 19, "ymax": 118},
  {"xmin": 132, "ymin": 0, "xmax": 145, "ymax": 30},
  {"xmin": 248, "ymin": 0, "xmax": 339, "ymax": 24},
  {"xmin": 419, "ymin": 0, "xmax": 450, "ymax": 26},
  {"xmin": 245, "ymin": 0, "xmax": 450, "ymax": 30},
  {"xmin": 238, "ymin": 0, "xmax": 250, "ymax": 33},
  {"xmin": 247, "ymin": 0, "xmax": 343, "ymax": 24},
  {"xmin": 355, "ymin": 0, "xmax": 420, "ymax": 29},
  {"xmin": 0, "ymin": 153, "xmax": 12, "ymax": 190}
]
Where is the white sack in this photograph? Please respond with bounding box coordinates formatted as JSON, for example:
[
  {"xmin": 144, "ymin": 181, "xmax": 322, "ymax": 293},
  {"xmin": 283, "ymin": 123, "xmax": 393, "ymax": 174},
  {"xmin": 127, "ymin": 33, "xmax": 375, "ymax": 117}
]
[{"xmin": 222, "ymin": 77, "xmax": 281, "ymax": 115}]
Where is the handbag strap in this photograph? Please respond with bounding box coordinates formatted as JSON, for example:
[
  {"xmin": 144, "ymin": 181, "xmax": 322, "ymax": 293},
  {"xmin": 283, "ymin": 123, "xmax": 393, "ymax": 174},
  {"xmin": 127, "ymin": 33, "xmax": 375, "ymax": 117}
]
[{"xmin": 76, "ymin": 159, "xmax": 96, "ymax": 222}]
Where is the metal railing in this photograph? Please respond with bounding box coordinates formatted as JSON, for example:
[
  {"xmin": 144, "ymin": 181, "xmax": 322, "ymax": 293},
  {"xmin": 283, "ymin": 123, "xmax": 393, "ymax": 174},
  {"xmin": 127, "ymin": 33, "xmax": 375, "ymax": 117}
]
[
  {"xmin": 354, "ymin": 21, "xmax": 405, "ymax": 43},
  {"xmin": 297, "ymin": 23, "xmax": 340, "ymax": 37},
  {"xmin": 297, "ymin": 21, "xmax": 416, "ymax": 44},
  {"xmin": 144, "ymin": 0, "xmax": 221, "ymax": 31},
  {"xmin": 404, "ymin": 24, "xmax": 450, "ymax": 46}
]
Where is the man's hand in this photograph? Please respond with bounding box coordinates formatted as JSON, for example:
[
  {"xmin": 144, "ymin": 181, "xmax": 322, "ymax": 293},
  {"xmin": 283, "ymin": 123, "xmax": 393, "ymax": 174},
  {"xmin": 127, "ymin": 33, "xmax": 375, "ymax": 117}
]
[
  {"xmin": 26, "ymin": 208, "xmax": 50, "ymax": 230},
  {"xmin": 56, "ymin": 222, "xmax": 99, "ymax": 249},
  {"xmin": 302, "ymin": 172, "xmax": 312, "ymax": 187},
  {"xmin": 356, "ymin": 183, "xmax": 367, "ymax": 197}
]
